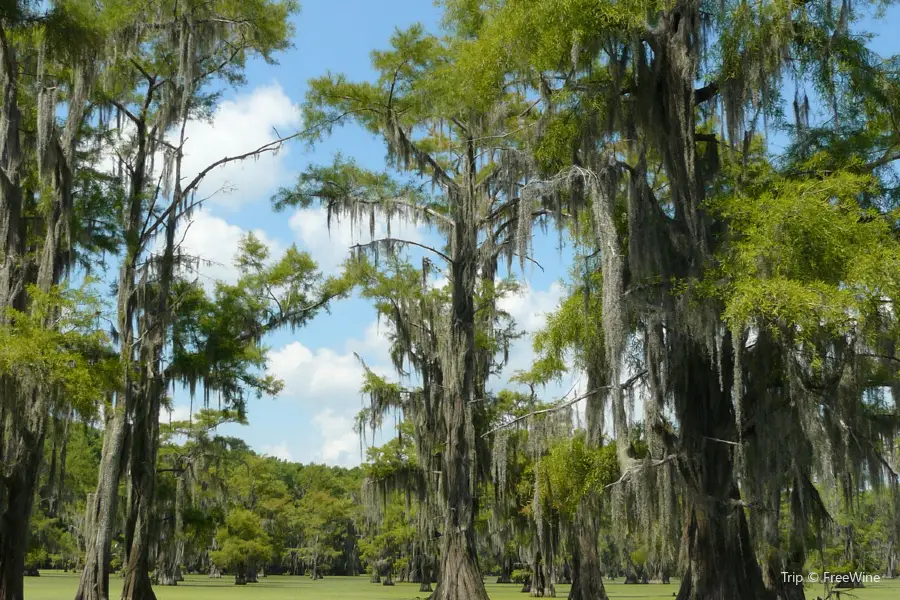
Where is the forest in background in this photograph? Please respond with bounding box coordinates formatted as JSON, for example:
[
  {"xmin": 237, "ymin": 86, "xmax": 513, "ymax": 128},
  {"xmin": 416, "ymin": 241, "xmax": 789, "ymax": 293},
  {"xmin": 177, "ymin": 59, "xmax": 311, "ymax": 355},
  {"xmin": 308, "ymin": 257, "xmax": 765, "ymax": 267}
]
[
  {"xmin": 26, "ymin": 406, "xmax": 900, "ymax": 590},
  {"xmin": 2, "ymin": 1, "xmax": 900, "ymax": 600}
]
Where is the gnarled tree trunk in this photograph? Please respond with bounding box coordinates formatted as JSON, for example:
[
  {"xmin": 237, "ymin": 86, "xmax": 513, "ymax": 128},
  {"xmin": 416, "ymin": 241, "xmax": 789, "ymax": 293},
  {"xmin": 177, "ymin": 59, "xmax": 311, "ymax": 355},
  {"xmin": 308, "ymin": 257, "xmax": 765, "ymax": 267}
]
[
  {"xmin": 672, "ymin": 336, "xmax": 768, "ymax": 600},
  {"xmin": 0, "ymin": 395, "xmax": 49, "ymax": 600},
  {"xmin": 75, "ymin": 407, "xmax": 130, "ymax": 600},
  {"xmin": 430, "ymin": 155, "xmax": 489, "ymax": 600},
  {"xmin": 568, "ymin": 499, "xmax": 608, "ymax": 600}
]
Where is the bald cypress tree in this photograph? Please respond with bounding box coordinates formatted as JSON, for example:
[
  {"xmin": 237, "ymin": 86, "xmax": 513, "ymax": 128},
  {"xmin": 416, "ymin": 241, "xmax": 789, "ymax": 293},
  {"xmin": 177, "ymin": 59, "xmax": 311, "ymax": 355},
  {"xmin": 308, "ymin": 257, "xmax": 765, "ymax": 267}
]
[
  {"xmin": 72, "ymin": 2, "xmax": 298, "ymax": 599},
  {"xmin": 444, "ymin": 1, "xmax": 900, "ymax": 599},
  {"xmin": 0, "ymin": 3, "xmax": 109, "ymax": 597},
  {"xmin": 278, "ymin": 22, "xmax": 575, "ymax": 599}
]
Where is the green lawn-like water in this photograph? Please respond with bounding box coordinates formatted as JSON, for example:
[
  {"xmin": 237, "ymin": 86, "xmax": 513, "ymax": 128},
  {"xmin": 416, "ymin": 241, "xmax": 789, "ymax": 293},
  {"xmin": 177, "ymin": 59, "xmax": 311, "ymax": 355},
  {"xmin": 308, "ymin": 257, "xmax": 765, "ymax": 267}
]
[{"xmin": 23, "ymin": 572, "xmax": 900, "ymax": 600}]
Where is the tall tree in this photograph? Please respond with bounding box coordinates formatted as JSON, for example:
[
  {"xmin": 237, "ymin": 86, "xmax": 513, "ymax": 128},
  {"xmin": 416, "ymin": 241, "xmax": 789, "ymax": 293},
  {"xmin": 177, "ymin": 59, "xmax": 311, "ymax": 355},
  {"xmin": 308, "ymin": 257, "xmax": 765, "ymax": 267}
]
[
  {"xmin": 75, "ymin": 2, "xmax": 300, "ymax": 599},
  {"xmin": 444, "ymin": 1, "xmax": 900, "ymax": 599},
  {"xmin": 277, "ymin": 22, "xmax": 568, "ymax": 598},
  {"xmin": 0, "ymin": 2, "xmax": 111, "ymax": 598}
]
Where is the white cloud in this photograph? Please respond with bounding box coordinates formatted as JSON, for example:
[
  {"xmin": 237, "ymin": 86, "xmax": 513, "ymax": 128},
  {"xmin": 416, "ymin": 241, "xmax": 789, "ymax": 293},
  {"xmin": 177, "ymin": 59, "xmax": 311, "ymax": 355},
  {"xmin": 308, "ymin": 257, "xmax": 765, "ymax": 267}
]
[
  {"xmin": 178, "ymin": 84, "xmax": 301, "ymax": 210},
  {"xmin": 99, "ymin": 84, "xmax": 300, "ymax": 211},
  {"xmin": 499, "ymin": 281, "xmax": 565, "ymax": 334},
  {"xmin": 160, "ymin": 404, "xmax": 192, "ymax": 423},
  {"xmin": 312, "ymin": 410, "xmax": 360, "ymax": 467},
  {"xmin": 261, "ymin": 442, "xmax": 294, "ymax": 462},
  {"xmin": 494, "ymin": 281, "xmax": 569, "ymax": 389},
  {"xmin": 266, "ymin": 318, "xmax": 396, "ymax": 466},
  {"xmin": 288, "ymin": 207, "xmax": 427, "ymax": 272},
  {"xmin": 172, "ymin": 208, "xmax": 282, "ymax": 286}
]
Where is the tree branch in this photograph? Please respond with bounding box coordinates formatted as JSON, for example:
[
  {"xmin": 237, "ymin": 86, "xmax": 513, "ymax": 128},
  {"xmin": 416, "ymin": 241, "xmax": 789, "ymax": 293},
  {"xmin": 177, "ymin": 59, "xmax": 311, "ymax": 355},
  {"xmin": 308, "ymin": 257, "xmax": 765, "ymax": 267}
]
[
  {"xmin": 386, "ymin": 112, "xmax": 459, "ymax": 193},
  {"xmin": 350, "ymin": 237, "xmax": 452, "ymax": 263},
  {"xmin": 603, "ymin": 453, "xmax": 679, "ymax": 491},
  {"xmin": 482, "ymin": 370, "xmax": 647, "ymax": 437},
  {"xmin": 140, "ymin": 133, "xmax": 298, "ymax": 243},
  {"xmin": 329, "ymin": 197, "xmax": 455, "ymax": 228},
  {"xmin": 182, "ymin": 133, "xmax": 298, "ymax": 198},
  {"xmin": 694, "ymin": 82, "xmax": 719, "ymax": 105}
]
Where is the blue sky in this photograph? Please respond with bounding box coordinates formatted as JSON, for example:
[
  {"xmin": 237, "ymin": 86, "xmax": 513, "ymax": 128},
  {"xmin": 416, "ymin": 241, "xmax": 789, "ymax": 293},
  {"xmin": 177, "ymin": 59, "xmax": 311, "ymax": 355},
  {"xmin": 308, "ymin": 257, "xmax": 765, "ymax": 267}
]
[{"xmin": 160, "ymin": 1, "xmax": 900, "ymax": 466}]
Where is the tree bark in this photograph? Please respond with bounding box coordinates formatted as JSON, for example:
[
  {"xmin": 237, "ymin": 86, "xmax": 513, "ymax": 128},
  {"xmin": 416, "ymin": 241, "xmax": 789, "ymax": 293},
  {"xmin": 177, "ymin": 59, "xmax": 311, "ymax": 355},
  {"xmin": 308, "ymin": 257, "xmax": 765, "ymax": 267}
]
[
  {"xmin": 419, "ymin": 556, "xmax": 433, "ymax": 593},
  {"xmin": 75, "ymin": 404, "xmax": 130, "ymax": 600},
  {"xmin": 0, "ymin": 397, "xmax": 48, "ymax": 600},
  {"xmin": 120, "ymin": 384, "xmax": 161, "ymax": 600},
  {"xmin": 568, "ymin": 499, "xmax": 608, "ymax": 600},
  {"xmin": 157, "ymin": 474, "xmax": 186, "ymax": 587},
  {"xmin": 430, "ymin": 147, "xmax": 489, "ymax": 600},
  {"xmin": 672, "ymin": 336, "xmax": 769, "ymax": 600},
  {"xmin": 496, "ymin": 554, "xmax": 513, "ymax": 584}
]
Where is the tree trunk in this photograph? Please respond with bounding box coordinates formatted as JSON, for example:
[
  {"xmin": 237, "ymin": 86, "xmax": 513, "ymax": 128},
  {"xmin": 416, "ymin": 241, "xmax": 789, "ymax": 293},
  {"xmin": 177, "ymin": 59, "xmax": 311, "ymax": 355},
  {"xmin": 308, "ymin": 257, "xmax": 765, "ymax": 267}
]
[
  {"xmin": 0, "ymin": 402, "xmax": 47, "ymax": 600},
  {"xmin": 120, "ymin": 378, "xmax": 161, "ymax": 600},
  {"xmin": 75, "ymin": 404, "xmax": 130, "ymax": 600},
  {"xmin": 419, "ymin": 556, "xmax": 433, "ymax": 593},
  {"xmin": 496, "ymin": 554, "xmax": 513, "ymax": 584},
  {"xmin": 121, "ymin": 160, "xmax": 179, "ymax": 600},
  {"xmin": 762, "ymin": 484, "xmax": 804, "ymax": 600},
  {"xmin": 157, "ymin": 474, "xmax": 186, "ymax": 587},
  {"xmin": 0, "ymin": 158, "xmax": 74, "ymax": 598},
  {"xmin": 429, "ymin": 143, "xmax": 489, "ymax": 600},
  {"xmin": 173, "ymin": 474, "xmax": 186, "ymax": 583},
  {"xmin": 44, "ymin": 409, "xmax": 66, "ymax": 518},
  {"xmin": 673, "ymin": 338, "xmax": 768, "ymax": 600},
  {"xmin": 534, "ymin": 509, "xmax": 555, "ymax": 598},
  {"xmin": 568, "ymin": 500, "xmax": 608, "ymax": 600},
  {"xmin": 530, "ymin": 557, "xmax": 545, "ymax": 598}
]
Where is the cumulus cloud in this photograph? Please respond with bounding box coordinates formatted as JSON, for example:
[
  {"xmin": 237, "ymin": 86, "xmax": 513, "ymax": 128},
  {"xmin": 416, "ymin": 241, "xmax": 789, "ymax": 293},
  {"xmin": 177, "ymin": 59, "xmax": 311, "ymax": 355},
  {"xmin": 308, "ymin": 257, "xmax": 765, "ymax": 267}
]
[
  {"xmin": 496, "ymin": 282, "xmax": 566, "ymax": 385},
  {"xmin": 178, "ymin": 84, "xmax": 301, "ymax": 210},
  {"xmin": 100, "ymin": 84, "xmax": 300, "ymax": 210},
  {"xmin": 266, "ymin": 319, "xmax": 398, "ymax": 466},
  {"xmin": 312, "ymin": 410, "xmax": 360, "ymax": 467},
  {"xmin": 261, "ymin": 442, "xmax": 294, "ymax": 462},
  {"xmin": 288, "ymin": 207, "xmax": 428, "ymax": 273},
  {"xmin": 160, "ymin": 404, "xmax": 192, "ymax": 424},
  {"xmin": 172, "ymin": 208, "xmax": 281, "ymax": 286},
  {"xmin": 268, "ymin": 320, "xmax": 390, "ymax": 399},
  {"xmin": 499, "ymin": 281, "xmax": 565, "ymax": 334}
]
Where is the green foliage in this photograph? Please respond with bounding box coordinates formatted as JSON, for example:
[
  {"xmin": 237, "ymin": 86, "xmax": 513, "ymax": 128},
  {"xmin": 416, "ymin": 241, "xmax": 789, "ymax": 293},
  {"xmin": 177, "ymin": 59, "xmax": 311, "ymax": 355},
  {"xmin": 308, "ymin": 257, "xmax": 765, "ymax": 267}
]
[
  {"xmin": 26, "ymin": 511, "xmax": 80, "ymax": 571},
  {"xmin": 363, "ymin": 421, "xmax": 419, "ymax": 480},
  {"xmin": 710, "ymin": 166, "xmax": 900, "ymax": 345},
  {"xmin": 539, "ymin": 433, "xmax": 619, "ymax": 515},
  {"xmin": 525, "ymin": 273, "xmax": 603, "ymax": 384},
  {"xmin": 510, "ymin": 568, "xmax": 530, "ymax": 584},
  {"xmin": 0, "ymin": 284, "xmax": 117, "ymax": 417},
  {"xmin": 358, "ymin": 498, "xmax": 414, "ymax": 577},
  {"xmin": 210, "ymin": 509, "xmax": 273, "ymax": 574},
  {"xmin": 170, "ymin": 232, "xmax": 350, "ymax": 412}
]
